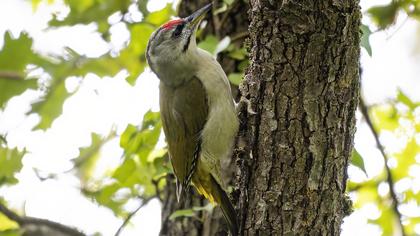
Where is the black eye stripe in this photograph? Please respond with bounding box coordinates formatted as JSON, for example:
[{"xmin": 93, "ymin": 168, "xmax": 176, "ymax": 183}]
[{"xmin": 172, "ymin": 23, "xmax": 185, "ymax": 37}]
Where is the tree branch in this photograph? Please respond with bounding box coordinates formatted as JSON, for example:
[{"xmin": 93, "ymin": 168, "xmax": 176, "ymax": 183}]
[
  {"xmin": 0, "ymin": 71, "xmax": 24, "ymax": 80},
  {"xmin": 359, "ymin": 98, "xmax": 406, "ymax": 236},
  {"xmin": 230, "ymin": 31, "xmax": 248, "ymax": 42},
  {"xmin": 114, "ymin": 197, "xmax": 153, "ymax": 236},
  {"xmin": 0, "ymin": 202, "xmax": 86, "ymax": 236}
]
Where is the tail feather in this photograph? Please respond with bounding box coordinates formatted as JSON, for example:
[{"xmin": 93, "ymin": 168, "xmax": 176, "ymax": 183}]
[
  {"xmin": 175, "ymin": 178, "xmax": 182, "ymax": 202},
  {"xmin": 209, "ymin": 175, "xmax": 239, "ymax": 236}
]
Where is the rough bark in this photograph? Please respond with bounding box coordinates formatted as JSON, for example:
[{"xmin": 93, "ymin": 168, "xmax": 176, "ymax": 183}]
[{"xmin": 235, "ymin": 0, "xmax": 360, "ymax": 235}]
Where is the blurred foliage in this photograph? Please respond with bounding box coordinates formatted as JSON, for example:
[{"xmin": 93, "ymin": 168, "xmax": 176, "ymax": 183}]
[
  {"xmin": 0, "ymin": 0, "xmax": 419, "ymax": 235},
  {"xmin": 0, "ymin": 147, "xmax": 25, "ymax": 186},
  {"xmin": 368, "ymin": 0, "xmax": 420, "ymax": 30},
  {"xmin": 81, "ymin": 111, "xmax": 169, "ymax": 217},
  {"xmin": 0, "ymin": 0, "xmax": 175, "ymax": 233},
  {"xmin": 349, "ymin": 90, "xmax": 420, "ymax": 235},
  {"xmin": 356, "ymin": 3, "xmax": 420, "ymax": 233},
  {"xmin": 0, "ymin": 32, "xmax": 43, "ymax": 108}
]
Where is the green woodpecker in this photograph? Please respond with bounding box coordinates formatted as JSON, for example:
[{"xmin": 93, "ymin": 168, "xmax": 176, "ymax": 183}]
[{"xmin": 146, "ymin": 3, "xmax": 239, "ymax": 235}]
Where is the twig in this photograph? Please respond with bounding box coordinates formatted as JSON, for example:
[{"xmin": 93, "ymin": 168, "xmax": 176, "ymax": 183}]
[
  {"xmin": 359, "ymin": 98, "xmax": 406, "ymax": 236},
  {"xmin": 210, "ymin": 1, "xmax": 221, "ymax": 38},
  {"xmin": 230, "ymin": 31, "xmax": 249, "ymax": 42},
  {"xmin": 218, "ymin": 0, "xmax": 239, "ymax": 30},
  {"xmin": 114, "ymin": 197, "xmax": 153, "ymax": 236},
  {"xmin": 0, "ymin": 71, "xmax": 24, "ymax": 80},
  {"xmin": 386, "ymin": 16, "xmax": 409, "ymax": 41},
  {"xmin": 0, "ymin": 135, "xmax": 7, "ymax": 145},
  {"xmin": 71, "ymin": 131, "xmax": 116, "ymax": 171},
  {"xmin": 0, "ymin": 202, "xmax": 85, "ymax": 236}
]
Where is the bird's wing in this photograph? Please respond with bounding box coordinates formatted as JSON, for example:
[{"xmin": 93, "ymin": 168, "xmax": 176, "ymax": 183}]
[{"xmin": 159, "ymin": 77, "xmax": 208, "ymax": 200}]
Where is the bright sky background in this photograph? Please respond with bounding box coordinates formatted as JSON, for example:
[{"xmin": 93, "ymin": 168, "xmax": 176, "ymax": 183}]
[{"xmin": 0, "ymin": 0, "xmax": 419, "ymax": 235}]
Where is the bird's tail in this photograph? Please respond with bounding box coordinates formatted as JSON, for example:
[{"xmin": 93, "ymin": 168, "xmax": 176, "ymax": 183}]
[
  {"xmin": 210, "ymin": 175, "xmax": 238, "ymax": 236},
  {"xmin": 193, "ymin": 173, "xmax": 238, "ymax": 235}
]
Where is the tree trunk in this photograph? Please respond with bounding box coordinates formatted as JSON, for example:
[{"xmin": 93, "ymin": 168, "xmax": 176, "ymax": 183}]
[
  {"xmin": 236, "ymin": 0, "xmax": 360, "ymax": 235},
  {"xmin": 160, "ymin": 0, "xmax": 360, "ymax": 235}
]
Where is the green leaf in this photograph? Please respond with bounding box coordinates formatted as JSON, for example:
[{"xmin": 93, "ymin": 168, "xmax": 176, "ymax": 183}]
[
  {"xmin": 119, "ymin": 23, "xmax": 155, "ymax": 84},
  {"xmin": 0, "ymin": 229, "xmax": 22, "ymax": 236},
  {"xmin": 169, "ymin": 204, "xmax": 214, "ymax": 220},
  {"xmin": 116, "ymin": 111, "xmax": 166, "ymax": 197},
  {"xmin": 368, "ymin": 3, "xmax": 400, "ymax": 29},
  {"xmin": 91, "ymin": 182, "xmax": 126, "ymax": 216},
  {"xmin": 0, "ymin": 78, "xmax": 37, "ymax": 108},
  {"xmin": 0, "ymin": 148, "xmax": 24, "ymax": 186},
  {"xmin": 0, "ymin": 137, "xmax": 6, "ymax": 145},
  {"xmin": 120, "ymin": 111, "xmax": 161, "ymax": 164},
  {"xmin": 150, "ymin": 150, "xmax": 170, "ymax": 178},
  {"xmin": 369, "ymin": 203, "xmax": 395, "ymax": 235},
  {"xmin": 393, "ymin": 138, "xmax": 419, "ymax": 180},
  {"xmin": 71, "ymin": 56, "xmax": 122, "ymax": 78},
  {"xmin": 360, "ymin": 24, "xmax": 372, "ymax": 56},
  {"xmin": 228, "ymin": 73, "xmax": 243, "ymax": 86},
  {"xmin": 0, "ymin": 32, "xmax": 37, "ymax": 72},
  {"xmin": 74, "ymin": 133, "xmax": 106, "ymax": 182},
  {"xmin": 0, "ymin": 32, "xmax": 43, "ymax": 107},
  {"xmin": 396, "ymin": 89, "xmax": 416, "ymax": 110},
  {"xmin": 192, "ymin": 203, "xmax": 214, "ymax": 213},
  {"xmin": 120, "ymin": 124, "xmax": 138, "ymax": 151},
  {"xmin": 169, "ymin": 209, "xmax": 195, "ymax": 220},
  {"xmin": 351, "ymin": 149, "xmax": 367, "ymax": 175},
  {"xmin": 0, "ymin": 211, "xmax": 19, "ymax": 232},
  {"xmin": 354, "ymin": 185, "xmax": 379, "ymax": 208},
  {"xmin": 405, "ymin": 217, "xmax": 420, "ymax": 236},
  {"xmin": 50, "ymin": 0, "xmax": 130, "ymax": 27},
  {"xmin": 370, "ymin": 104, "xmax": 399, "ymax": 131},
  {"xmin": 112, "ymin": 158, "xmax": 137, "ymax": 184},
  {"xmin": 199, "ymin": 35, "xmax": 231, "ymax": 56},
  {"xmin": 146, "ymin": 4, "xmax": 173, "ymax": 26},
  {"xmin": 238, "ymin": 60, "xmax": 249, "ymax": 72},
  {"xmin": 198, "ymin": 35, "xmax": 218, "ymax": 54},
  {"xmin": 228, "ymin": 47, "xmax": 247, "ymax": 60},
  {"xmin": 141, "ymin": 111, "xmax": 161, "ymax": 129},
  {"xmin": 31, "ymin": 80, "xmax": 69, "ymax": 130}
]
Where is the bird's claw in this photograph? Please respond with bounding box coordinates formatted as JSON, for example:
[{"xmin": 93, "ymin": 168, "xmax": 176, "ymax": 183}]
[{"xmin": 236, "ymin": 97, "xmax": 256, "ymax": 115}]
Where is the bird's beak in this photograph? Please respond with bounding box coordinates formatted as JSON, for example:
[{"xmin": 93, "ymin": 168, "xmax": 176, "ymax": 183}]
[{"xmin": 185, "ymin": 3, "xmax": 212, "ymax": 31}]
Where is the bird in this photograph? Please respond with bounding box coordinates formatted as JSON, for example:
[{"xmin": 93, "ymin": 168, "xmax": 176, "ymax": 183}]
[{"xmin": 146, "ymin": 3, "xmax": 239, "ymax": 235}]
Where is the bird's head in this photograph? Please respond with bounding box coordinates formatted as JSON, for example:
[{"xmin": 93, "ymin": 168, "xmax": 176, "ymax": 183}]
[{"xmin": 146, "ymin": 3, "xmax": 212, "ymax": 83}]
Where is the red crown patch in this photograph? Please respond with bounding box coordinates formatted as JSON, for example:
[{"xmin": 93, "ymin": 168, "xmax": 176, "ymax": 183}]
[{"xmin": 162, "ymin": 19, "xmax": 184, "ymax": 30}]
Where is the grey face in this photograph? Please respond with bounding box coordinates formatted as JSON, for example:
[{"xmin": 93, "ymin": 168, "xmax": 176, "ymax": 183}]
[
  {"xmin": 146, "ymin": 3, "xmax": 212, "ymax": 85},
  {"xmin": 146, "ymin": 20, "xmax": 193, "ymax": 71}
]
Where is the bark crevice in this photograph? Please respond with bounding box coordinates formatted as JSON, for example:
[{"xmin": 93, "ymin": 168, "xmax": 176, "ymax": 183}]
[{"xmin": 236, "ymin": 0, "xmax": 360, "ymax": 235}]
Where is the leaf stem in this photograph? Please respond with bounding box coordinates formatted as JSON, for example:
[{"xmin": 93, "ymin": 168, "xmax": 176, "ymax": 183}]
[{"xmin": 114, "ymin": 197, "xmax": 153, "ymax": 236}]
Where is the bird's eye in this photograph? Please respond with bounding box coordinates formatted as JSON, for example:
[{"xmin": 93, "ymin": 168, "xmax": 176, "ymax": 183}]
[{"xmin": 172, "ymin": 23, "xmax": 185, "ymax": 37}]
